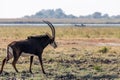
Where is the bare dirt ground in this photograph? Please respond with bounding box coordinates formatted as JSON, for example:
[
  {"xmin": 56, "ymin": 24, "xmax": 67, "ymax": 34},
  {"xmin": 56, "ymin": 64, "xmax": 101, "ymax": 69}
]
[
  {"xmin": 0, "ymin": 38, "xmax": 120, "ymax": 80},
  {"xmin": 57, "ymin": 38, "xmax": 120, "ymax": 46},
  {"xmin": 1, "ymin": 38, "xmax": 120, "ymax": 49},
  {"xmin": 56, "ymin": 38, "xmax": 120, "ymax": 79}
]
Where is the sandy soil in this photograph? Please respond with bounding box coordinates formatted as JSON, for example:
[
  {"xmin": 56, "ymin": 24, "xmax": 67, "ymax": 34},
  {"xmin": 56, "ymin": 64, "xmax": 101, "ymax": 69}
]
[
  {"xmin": 0, "ymin": 38, "xmax": 119, "ymax": 49},
  {"xmin": 57, "ymin": 38, "xmax": 120, "ymax": 47},
  {"xmin": 0, "ymin": 38, "xmax": 120, "ymax": 79}
]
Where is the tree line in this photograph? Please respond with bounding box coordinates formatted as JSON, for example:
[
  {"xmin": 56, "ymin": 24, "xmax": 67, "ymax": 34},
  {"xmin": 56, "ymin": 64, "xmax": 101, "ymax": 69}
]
[{"xmin": 24, "ymin": 8, "xmax": 120, "ymax": 19}]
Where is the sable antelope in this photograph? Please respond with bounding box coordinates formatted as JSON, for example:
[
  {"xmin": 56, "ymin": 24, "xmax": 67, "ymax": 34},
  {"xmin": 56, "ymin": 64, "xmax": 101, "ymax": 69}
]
[{"xmin": 0, "ymin": 21, "xmax": 57, "ymax": 74}]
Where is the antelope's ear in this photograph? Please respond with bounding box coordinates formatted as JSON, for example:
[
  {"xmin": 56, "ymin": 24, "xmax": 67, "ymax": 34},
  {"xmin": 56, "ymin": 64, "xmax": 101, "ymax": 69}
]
[
  {"xmin": 46, "ymin": 32, "xmax": 53, "ymax": 39},
  {"xmin": 27, "ymin": 36, "xmax": 32, "ymax": 39}
]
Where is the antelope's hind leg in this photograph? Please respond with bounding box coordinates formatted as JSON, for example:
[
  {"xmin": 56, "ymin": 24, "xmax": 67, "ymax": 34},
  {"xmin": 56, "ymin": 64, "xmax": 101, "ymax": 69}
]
[
  {"xmin": 12, "ymin": 56, "xmax": 20, "ymax": 73},
  {"xmin": 0, "ymin": 52, "xmax": 13, "ymax": 74},
  {"xmin": 0, "ymin": 57, "xmax": 8, "ymax": 74}
]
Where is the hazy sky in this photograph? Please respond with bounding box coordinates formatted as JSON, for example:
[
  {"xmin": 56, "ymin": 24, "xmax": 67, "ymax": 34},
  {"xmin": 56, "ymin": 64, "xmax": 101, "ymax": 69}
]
[{"xmin": 0, "ymin": 0, "xmax": 120, "ymax": 18}]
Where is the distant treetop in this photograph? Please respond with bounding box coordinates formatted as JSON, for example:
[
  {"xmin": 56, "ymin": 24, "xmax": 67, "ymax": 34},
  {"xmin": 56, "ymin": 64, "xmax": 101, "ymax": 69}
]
[
  {"xmin": 24, "ymin": 8, "xmax": 76, "ymax": 18},
  {"xmin": 24, "ymin": 8, "xmax": 120, "ymax": 19}
]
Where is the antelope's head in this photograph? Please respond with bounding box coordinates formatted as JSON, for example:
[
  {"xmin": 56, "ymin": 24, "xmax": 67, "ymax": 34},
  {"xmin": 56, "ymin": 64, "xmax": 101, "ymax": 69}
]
[{"xmin": 43, "ymin": 21, "xmax": 57, "ymax": 48}]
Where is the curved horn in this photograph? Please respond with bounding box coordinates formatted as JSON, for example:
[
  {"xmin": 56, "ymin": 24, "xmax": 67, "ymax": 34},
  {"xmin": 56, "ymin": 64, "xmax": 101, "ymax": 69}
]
[{"xmin": 43, "ymin": 20, "xmax": 55, "ymax": 39}]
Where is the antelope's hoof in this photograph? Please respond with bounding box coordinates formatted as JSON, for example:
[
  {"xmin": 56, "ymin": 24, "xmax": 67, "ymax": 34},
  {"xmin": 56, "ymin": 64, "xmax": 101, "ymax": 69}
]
[
  {"xmin": 0, "ymin": 71, "xmax": 2, "ymax": 74},
  {"xmin": 29, "ymin": 71, "xmax": 33, "ymax": 74},
  {"xmin": 43, "ymin": 71, "xmax": 46, "ymax": 74},
  {"xmin": 16, "ymin": 71, "xmax": 19, "ymax": 73}
]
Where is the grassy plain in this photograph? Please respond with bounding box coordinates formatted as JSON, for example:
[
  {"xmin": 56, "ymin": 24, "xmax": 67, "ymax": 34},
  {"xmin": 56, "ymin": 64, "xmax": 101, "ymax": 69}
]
[{"xmin": 0, "ymin": 26, "xmax": 120, "ymax": 79}]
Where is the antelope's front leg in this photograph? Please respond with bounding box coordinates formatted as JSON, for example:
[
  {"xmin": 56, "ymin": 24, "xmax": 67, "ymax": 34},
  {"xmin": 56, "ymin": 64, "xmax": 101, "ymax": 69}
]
[
  {"xmin": 38, "ymin": 55, "xmax": 46, "ymax": 74},
  {"xmin": 29, "ymin": 56, "xmax": 34, "ymax": 73}
]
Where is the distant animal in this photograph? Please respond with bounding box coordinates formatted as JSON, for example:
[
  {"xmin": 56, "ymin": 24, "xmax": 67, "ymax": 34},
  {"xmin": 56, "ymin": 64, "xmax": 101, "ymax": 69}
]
[
  {"xmin": 74, "ymin": 23, "xmax": 86, "ymax": 27},
  {"xmin": 0, "ymin": 21, "xmax": 57, "ymax": 74}
]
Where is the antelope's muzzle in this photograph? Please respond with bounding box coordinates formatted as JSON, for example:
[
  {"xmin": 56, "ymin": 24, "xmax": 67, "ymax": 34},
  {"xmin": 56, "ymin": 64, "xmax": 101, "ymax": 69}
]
[{"xmin": 50, "ymin": 41, "xmax": 57, "ymax": 48}]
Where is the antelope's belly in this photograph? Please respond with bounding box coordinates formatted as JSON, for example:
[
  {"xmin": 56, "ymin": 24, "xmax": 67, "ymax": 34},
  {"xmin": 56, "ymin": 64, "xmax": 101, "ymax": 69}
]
[
  {"xmin": 8, "ymin": 46, "xmax": 36, "ymax": 57},
  {"xmin": 21, "ymin": 52, "xmax": 36, "ymax": 57}
]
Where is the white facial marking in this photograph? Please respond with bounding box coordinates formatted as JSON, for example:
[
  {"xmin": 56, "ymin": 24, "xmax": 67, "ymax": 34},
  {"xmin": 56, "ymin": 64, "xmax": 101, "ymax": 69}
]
[
  {"xmin": 50, "ymin": 42, "xmax": 55, "ymax": 47},
  {"xmin": 50, "ymin": 42, "xmax": 57, "ymax": 48}
]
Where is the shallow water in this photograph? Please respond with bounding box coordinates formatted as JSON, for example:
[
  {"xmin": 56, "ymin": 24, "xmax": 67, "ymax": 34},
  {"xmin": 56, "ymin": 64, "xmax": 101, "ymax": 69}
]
[{"xmin": 0, "ymin": 23, "xmax": 120, "ymax": 27}]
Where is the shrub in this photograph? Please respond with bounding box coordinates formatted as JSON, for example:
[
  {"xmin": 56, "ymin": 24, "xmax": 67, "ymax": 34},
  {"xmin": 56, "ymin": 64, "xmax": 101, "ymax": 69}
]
[{"xmin": 98, "ymin": 46, "xmax": 109, "ymax": 53}]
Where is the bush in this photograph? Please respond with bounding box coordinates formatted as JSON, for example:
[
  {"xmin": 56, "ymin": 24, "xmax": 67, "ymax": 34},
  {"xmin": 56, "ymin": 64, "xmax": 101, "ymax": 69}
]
[{"xmin": 98, "ymin": 46, "xmax": 109, "ymax": 53}]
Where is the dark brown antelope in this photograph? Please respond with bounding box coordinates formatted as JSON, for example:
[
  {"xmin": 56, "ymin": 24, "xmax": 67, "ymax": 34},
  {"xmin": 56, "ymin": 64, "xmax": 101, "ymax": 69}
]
[{"xmin": 0, "ymin": 21, "xmax": 57, "ymax": 74}]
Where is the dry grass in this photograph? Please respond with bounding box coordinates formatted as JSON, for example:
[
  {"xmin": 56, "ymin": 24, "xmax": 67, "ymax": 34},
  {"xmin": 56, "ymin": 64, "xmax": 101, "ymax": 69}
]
[{"xmin": 0, "ymin": 26, "xmax": 120, "ymax": 79}]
